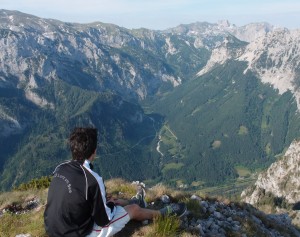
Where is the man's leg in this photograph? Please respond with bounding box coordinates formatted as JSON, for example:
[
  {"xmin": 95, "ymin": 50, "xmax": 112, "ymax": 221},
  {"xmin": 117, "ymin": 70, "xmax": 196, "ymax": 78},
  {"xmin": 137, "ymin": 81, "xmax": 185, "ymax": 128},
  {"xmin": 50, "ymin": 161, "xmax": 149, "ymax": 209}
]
[
  {"xmin": 124, "ymin": 201, "xmax": 187, "ymax": 221},
  {"xmin": 86, "ymin": 206, "xmax": 130, "ymax": 237},
  {"xmin": 124, "ymin": 204, "xmax": 160, "ymax": 221},
  {"xmin": 87, "ymin": 203, "xmax": 187, "ymax": 236},
  {"xmin": 86, "ymin": 205, "xmax": 160, "ymax": 237}
]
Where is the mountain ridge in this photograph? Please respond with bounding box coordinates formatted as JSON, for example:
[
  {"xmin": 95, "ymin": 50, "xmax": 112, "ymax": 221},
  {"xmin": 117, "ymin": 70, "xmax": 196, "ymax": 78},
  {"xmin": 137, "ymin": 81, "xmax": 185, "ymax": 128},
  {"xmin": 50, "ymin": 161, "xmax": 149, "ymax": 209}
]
[{"xmin": 1, "ymin": 9, "xmax": 300, "ymax": 191}]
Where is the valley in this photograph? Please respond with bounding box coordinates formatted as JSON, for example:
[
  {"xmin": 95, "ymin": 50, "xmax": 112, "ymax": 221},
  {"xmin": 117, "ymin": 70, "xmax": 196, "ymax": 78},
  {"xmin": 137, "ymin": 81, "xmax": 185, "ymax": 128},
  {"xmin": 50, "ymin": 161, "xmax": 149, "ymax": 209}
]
[{"xmin": 0, "ymin": 10, "xmax": 300, "ymax": 193}]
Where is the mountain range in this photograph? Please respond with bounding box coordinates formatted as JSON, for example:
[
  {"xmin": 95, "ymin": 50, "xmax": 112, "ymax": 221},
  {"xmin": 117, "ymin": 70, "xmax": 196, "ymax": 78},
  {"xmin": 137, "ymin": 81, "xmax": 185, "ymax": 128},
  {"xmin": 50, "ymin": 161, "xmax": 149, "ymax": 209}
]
[{"xmin": 1, "ymin": 9, "xmax": 300, "ymax": 191}]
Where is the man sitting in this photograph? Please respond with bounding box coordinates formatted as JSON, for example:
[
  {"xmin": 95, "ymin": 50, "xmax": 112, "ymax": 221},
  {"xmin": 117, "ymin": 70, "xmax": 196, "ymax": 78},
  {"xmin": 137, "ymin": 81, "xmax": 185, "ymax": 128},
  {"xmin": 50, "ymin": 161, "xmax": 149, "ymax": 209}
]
[{"xmin": 44, "ymin": 127, "xmax": 186, "ymax": 237}]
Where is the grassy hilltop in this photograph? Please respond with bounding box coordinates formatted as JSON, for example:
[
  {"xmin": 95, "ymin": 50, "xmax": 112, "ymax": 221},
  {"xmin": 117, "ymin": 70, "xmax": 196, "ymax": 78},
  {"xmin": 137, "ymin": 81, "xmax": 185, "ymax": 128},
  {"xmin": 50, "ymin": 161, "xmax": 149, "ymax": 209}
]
[{"xmin": 0, "ymin": 177, "xmax": 299, "ymax": 237}]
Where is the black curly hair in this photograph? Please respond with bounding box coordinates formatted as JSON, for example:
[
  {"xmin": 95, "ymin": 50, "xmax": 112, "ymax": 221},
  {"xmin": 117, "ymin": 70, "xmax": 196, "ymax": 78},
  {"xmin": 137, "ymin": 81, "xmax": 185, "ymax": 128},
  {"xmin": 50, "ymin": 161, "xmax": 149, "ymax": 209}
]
[{"xmin": 69, "ymin": 127, "xmax": 98, "ymax": 164}]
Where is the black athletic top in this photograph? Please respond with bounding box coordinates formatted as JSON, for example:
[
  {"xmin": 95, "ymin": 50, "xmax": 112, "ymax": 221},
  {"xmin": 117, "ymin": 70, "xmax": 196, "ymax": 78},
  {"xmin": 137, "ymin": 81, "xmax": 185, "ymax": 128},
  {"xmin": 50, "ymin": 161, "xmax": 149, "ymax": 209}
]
[{"xmin": 44, "ymin": 160, "xmax": 116, "ymax": 237}]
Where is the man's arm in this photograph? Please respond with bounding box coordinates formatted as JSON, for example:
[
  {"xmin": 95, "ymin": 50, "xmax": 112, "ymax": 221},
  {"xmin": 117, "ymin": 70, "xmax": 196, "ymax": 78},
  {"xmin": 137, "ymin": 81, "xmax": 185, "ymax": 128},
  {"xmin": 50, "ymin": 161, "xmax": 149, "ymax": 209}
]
[
  {"xmin": 107, "ymin": 198, "xmax": 129, "ymax": 207},
  {"xmin": 90, "ymin": 182, "xmax": 117, "ymax": 227}
]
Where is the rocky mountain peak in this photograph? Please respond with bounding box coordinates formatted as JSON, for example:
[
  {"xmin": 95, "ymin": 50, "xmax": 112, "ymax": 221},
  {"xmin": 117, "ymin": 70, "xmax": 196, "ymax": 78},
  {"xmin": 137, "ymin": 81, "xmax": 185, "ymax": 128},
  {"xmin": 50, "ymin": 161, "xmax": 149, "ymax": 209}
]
[
  {"xmin": 192, "ymin": 21, "xmax": 300, "ymax": 109},
  {"xmin": 166, "ymin": 20, "xmax": 275, "ymax": 43},
  {"xmin": 230, "ymin": 22, "xmax": 275, "ymax": 42},
  {"xmin": 217, "ymin": 19, "xmax": 232, "ymax": 28},
  {"xmin": 239, "ymin": 28, "xmax": 300, "ymax": 107}
]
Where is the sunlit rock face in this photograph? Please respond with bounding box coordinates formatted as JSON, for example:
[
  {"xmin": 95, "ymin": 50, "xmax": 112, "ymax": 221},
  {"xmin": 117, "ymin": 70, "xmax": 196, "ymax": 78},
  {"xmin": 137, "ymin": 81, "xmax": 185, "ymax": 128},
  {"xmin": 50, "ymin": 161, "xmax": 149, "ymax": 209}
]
[{"xmin": 242, "ymin": 140, "xmax": 300, "ymax": 205}]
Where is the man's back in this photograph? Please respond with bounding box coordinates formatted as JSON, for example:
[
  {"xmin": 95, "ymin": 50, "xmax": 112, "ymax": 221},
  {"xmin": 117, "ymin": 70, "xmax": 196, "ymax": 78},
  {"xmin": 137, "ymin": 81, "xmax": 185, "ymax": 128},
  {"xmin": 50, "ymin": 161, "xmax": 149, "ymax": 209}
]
[{"xmin": 44, "ymin": 160, "xmax": 96, "ymax": 237}]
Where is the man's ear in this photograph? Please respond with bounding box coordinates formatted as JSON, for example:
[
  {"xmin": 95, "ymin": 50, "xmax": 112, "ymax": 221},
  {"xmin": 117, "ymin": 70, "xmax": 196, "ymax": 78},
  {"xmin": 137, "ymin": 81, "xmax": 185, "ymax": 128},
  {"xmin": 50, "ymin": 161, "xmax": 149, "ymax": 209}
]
[{"xmin": 91, "ymin": 149, "xmax": 97, "ymax": 160}]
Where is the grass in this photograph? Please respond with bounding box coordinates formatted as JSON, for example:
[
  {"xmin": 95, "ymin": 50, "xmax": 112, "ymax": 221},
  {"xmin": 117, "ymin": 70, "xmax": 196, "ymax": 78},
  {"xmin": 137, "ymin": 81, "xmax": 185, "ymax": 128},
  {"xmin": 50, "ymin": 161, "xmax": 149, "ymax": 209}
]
[
  {"xmin": 238, "ymin": 125, "xmax": 248, "ymax": 135},
  {"xmin": 0, "ymin": 209, "xmax": 47, "ymax": 237},
  {"xmin": 162, "ymin": 162, "xmax": 184, "ymax": 173},
  {"xmin": 190, "ymin": 181, "xmax": 205, "ymax": 188},
  {"xmin": 145, "ymin": 215, "xmax": 181, "ymax": 237},
  {"xmin": 193, "ymin": 176, "xmax": 256, "ymax": 201},
  {"xmin": 105, "ymin": 178, "xmax": 137, "ymax": 198},
  {"xmin": 159, "ymin": 124, "xmax": 182, "ymax": 157},
  {"xmin": 0, "ymin": 189, "xmax": 48, "ymax": 237},
  {"xmin": 265, "ymin": 142, "xmax": 272, "ymax": 155},
  {"xmin": 235, "ymin": 165, "xmax": 252, "ymax": 178},
  {"xmin": 145, "ymin": 182, "xmax": 187, "ymax": 203}
]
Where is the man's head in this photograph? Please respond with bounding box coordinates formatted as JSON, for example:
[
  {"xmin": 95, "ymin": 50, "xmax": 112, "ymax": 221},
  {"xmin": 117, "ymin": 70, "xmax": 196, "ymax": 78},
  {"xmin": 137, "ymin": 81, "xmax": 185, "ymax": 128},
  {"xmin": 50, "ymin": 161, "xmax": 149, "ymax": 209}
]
[{"xmin": 69, "ymin": 127, "xmax": 98, "ymax": 164}]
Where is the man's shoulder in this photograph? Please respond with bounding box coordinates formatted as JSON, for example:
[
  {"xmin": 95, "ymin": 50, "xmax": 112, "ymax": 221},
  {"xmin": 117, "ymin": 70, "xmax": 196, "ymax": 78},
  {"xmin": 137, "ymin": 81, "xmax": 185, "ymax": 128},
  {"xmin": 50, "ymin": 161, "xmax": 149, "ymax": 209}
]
[
  {"xmin": 53, "ymin": 160, "xmax": 72, "ymax": 172},
  {"xmin": 84, "ymin": 168, "xmax": 102, "ymax": 180},
  {"xmin": 83, "ymin": 168, "xmax": 105, "ymax": 187}
]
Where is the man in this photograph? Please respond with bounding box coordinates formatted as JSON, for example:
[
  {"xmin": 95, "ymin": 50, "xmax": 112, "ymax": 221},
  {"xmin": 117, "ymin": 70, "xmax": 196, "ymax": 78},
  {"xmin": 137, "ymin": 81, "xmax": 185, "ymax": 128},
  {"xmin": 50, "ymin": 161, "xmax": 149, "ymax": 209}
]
[{"xmin": 44, "ymin": 127, "xmax": 186, "ymax": 237}]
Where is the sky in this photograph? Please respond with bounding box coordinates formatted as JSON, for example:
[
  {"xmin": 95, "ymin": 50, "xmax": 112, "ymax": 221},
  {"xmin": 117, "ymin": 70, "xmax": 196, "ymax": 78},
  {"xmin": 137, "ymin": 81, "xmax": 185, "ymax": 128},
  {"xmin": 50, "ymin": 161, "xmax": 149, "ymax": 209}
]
[{"xmin": 1, "ymin": 0, "xmax": 300, "ymax": 30}]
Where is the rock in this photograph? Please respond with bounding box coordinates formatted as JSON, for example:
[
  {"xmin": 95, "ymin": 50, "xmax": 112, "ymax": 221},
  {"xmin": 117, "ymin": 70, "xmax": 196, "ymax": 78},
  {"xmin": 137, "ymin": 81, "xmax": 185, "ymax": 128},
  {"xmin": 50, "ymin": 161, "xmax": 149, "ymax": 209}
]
[
  {"xmin": 233, "ymin": 220, "xmax": 240, "ymax": 224},
  {"xmin": 200, "ymin": 200, "xmax": 209, "ymax": 208},
  {"xmin": 218, "ymin": 227, "xmax": 226, "ymax": 235},
  {"xmin": 160, "ymin": 194, "xmax": 170, "ymax": 204},
  {"xmin": 232, "ymin": 224, "xmax": 240, "ymax": 231},
  {"xmin": 208, "ymin": 206, "xmax": 216, "ymax": 213},
  {"xmin": 206, "ymin": 218, "xmax": 214, "ymax": 228},
  {"xmin": 251, "ymin": 215, "xmax": 262, "ymax": 225},
  {"xmin": 25, "ymin": 199, "xmax": 39, "ymax": 210},
  {"xmin": 196, "ymin": 223, "xmax": 205, "ymax": 236},
  {"xmin": 213, "ymin": 211, "xmax": 222, "ymax": 219},
  {"xmin": 191, "ymin": 194, "xmax": 202, "ymax": 201},
  {"xmin": 210, "ymin": 223, "xmax": 219, "ymax": 231}
]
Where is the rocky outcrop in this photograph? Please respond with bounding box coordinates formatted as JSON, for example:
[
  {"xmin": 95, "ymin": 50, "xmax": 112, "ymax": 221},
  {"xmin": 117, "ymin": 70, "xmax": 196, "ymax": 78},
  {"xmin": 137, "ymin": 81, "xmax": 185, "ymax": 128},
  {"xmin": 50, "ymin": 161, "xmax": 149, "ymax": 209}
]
[
  {"xmin": 242, "ymin": 140, "xmax": 300, "ymax": 205},
  {"xmin": 0, "ymin": 198, "xmax": 39, "ymax": 216},
  {"xmin": 180, "ymin": 195, "xmax": 300, "ymax": 237},
  {"xmin": 241, "ymin": 140, "xmax": 300, "ymax": 229}
]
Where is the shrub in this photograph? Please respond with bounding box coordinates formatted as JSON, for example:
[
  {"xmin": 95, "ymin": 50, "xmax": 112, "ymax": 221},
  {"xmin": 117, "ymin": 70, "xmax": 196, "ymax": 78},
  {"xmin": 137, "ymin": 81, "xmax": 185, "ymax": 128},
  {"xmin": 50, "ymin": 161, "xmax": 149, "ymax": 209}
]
[
  {"xmin": 13, "ymin": 176, "xmax": 52, "ymax": 191},
  {"xmin": 185, "ymin": 198, "xmax": 207, "ymax": 218}
]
